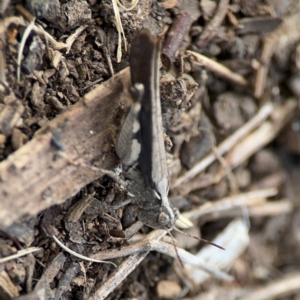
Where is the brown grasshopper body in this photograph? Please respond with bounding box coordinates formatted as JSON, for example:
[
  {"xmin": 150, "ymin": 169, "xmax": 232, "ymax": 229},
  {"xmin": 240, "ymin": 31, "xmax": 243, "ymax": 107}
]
[{"xmin": 116, "ymin": 30, "xmax": 179, "ymax": 230}]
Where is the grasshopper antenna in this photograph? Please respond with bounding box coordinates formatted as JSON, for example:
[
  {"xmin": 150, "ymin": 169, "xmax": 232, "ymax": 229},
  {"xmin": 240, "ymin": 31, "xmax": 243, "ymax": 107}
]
[
  {"xmin": 173, "ymin": 227, "xmax": 225, "ymax": 250},
  {"xmin": 167, "ymin": 229, "xmax": 184, "ymax": 269}
]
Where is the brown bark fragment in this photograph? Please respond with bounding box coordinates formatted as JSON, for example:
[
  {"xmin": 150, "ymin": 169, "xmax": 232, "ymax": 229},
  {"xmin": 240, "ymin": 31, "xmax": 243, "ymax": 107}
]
[{"xmin": 0, "ymin": 68, "xmax": 131, "ymax": 228}]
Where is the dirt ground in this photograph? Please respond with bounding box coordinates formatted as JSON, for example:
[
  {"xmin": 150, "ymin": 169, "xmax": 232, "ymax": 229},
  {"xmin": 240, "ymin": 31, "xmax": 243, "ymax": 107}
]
[{"xmin": 1, "ymin": 0, "xmax": 300, "ymax": 299}]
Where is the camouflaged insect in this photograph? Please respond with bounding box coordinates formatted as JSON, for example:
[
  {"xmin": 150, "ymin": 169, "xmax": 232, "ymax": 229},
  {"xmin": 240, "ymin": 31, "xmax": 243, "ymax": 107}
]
[{"xmin": 116, "ymin": 30, "xmax": 179, "ymax": 230}]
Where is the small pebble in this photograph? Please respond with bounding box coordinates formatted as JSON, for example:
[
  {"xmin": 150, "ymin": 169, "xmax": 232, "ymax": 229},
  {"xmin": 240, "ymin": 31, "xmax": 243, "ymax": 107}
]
[
  {"xmin": 156, "ymin": 280, "xmax": 181, "ymax": 299},
  {"xmin": 25, "ymin": 0, "xmax": 51, "ymax": 17}
]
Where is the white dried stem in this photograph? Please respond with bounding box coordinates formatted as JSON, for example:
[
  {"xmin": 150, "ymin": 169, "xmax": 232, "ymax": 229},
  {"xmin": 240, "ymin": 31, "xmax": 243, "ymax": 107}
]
[
  {"xmin": 174, "ymin": 102, "xmax": 274, "ymax": 187},
  {"xmin": 187, "ymin": 50, "xmax": 248, "ymax": 86},
  {"xmin": 176, "ymin": 219, "xmax": 249, "ymax": 289},
  {"xmin": 182, "ymin": 188, "xmax": 278, "ymax": 221}
]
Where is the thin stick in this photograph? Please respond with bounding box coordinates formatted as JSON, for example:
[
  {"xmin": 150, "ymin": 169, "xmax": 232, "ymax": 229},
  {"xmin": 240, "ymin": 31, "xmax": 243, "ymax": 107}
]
[
  {"xmin": 88, "ymin": 230, "xmax": 167, "ymax": 300},
  {"xmin": 2, "ymin": 16, "xmax": 88, "ymax": 53},
  {"xmin": 52, "ymin": 235, "xmax": 117, "ymax": 267},
  {"xmin": 91, "ymin": 230, "xmax": 232, "ymax": 281},
  {"xmin": 239, "ymin": 272, "xmax": 300, "ymax": 300},
  {"xmin": 90, "ymin": 251, "xmax": 149, "ymax": 300},
  {"xmin": 65, "ymin": 25, "xmax": 88, "ymax": 53},
  {"xmin": 162, "ymin": 14, "xmax": 193, "ymax": 67},
  {"xmin": 197, "ymin": 0, "xmax": 230, "ymax": 48},
  {"xmin": 173, "ymin": 102, "xmax": 273, "ymax": 187},
  {"xmin": 111, "ymin": 0, "xmax": 127, "ymax": 62},
  {"xmin": 180, "ymin": 99, "xmax": 296, "ymax": 194},
  {"xmin": 182, "ymin": 188, "xmax": 278, "ymax": 221},
  {"xmin": 254, "ymin": 13, "xmax": 300, "ymax": 98},
  {"xmin": 187, "ymin": 50, "xmax": 248, "ymax": 86},
  {"xmin": 17, "ymin": 18, "xmax": 35, "ymax": 82},
  {"xmin": 227, "ymin": 99, "xmax": 297, "ymax": 169},
  {"xmin": 247, "ymin": 199, "xmax": 292, "ymax": 217},
  {"xmin": 82, "ymin": 78, "xmax": 104, "ymax": 91},
  {"xmin": 0, "ymin": 247, "xmax": 42, "ymax": 263}
]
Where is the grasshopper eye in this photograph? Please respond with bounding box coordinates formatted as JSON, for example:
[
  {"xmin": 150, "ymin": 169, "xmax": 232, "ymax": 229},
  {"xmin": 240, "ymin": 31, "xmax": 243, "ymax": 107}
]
[{"xmin": 158, "ymin": 212, "xmax": 170, "ymax": 226}]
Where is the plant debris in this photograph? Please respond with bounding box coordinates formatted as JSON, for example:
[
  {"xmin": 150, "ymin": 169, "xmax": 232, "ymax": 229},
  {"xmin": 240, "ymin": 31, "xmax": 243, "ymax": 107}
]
[{"xmin": 1, "ymin": 0, "xmax": 300, "ymax": 299}]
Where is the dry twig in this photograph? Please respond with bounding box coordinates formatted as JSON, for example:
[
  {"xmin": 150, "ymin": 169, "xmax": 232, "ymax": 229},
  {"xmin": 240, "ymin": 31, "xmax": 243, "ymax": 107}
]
[
  {"xmin": 0, "ymin": 247, "xmax": 42, "ymax": 263},
  {"xmin": 162, "ymin": 14, "xmax": 193, "ymax": 67},
  {"xmin": 226, "ymin": 99, "xmax": 297, "ymax": 169},
  {"xmin": 255, "ymin": 11, "xmax": 300, "ymax": 98},
  {"xmin": 52, "ymin": 235, "xmax": 116, "ymax": 267},
  {"xmin": 239, "ymin": 272, "xmax": 300, "ymax": 300},
  {"xmin": 196, "ymin": 0, "xmax": 230, "ymax": 48},
  {"xmin": 88, "ymin": 230, "xmax": 166, "ymax": 300},
  {"xmin": 2, "ymin": 16, "xmax": 88, "ymax": 51},
  {"xmin": 91, "ymin": 230, "xmax": 231, "ymax": 280},
  {"xmin": 174, "ymin": 102, "xmax": 273, "ymax": 188},
  {"xmin": 182, "ymin": 188, "xmax": 278, "ymax": 221},
  {"xmin": 111, "ymin": 0, "xmax": 127, "ymax": 62},
  {"xmin": 17, "ymin": 18, "xmax": 35, "ymax": 82},
  {"xmin": 247, "ymin": 199, "xmax": 292, "ymax": 217},
  {"xmin": 187, "ymin": 50, "xmax": 248, "ymax": 86},
  {"xmin": 89, "ymin": 229, "xmax": 232, "ymax": 299},
  {"xmin": 176, "ymin": 219, "xmax": 249, "ymax": 290},
  {"xmin": 174, "ymin": 99, "xmax": 296, "ymax": 194}
]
